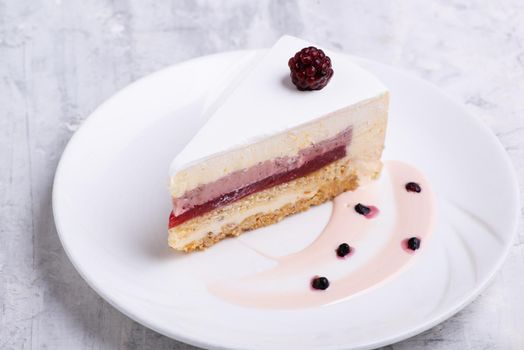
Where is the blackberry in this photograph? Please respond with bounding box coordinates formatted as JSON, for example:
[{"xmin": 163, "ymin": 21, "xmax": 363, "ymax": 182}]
[
  {"xmin": 405, "ymin": 182, "xmax": 422, "ymax": 193},
  {"xmin": 407, "ymin": 237, "xmax": 421, "ymax": 250},
  {"xmin": 311, "ymin": 276, "xmax": 330, "ymax": 290},
  {"xmin": 336, "ymin": 243, "xmax": 351, "ymax": 257},
  {"xmin": 354, "ymin": 203, "xmax": 371, "ymax": 216},
  {"xmin": 288, "ymin": 46, "xmax": 334, "ymax": 91}
]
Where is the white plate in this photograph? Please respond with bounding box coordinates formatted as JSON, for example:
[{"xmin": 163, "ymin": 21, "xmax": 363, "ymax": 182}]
[{"xmin": 53, "ymin": 50, "xmax": 520, "ymax": 350}]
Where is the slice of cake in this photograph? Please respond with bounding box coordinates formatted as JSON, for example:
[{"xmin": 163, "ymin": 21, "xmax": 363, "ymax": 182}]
[{"xmin": 168, "ymin": 35, "xmax": 389, "ymax": 251}]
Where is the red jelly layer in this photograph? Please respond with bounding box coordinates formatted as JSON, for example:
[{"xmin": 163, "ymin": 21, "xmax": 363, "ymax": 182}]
[{"xmin": 169, "ymin": 145, "xmax": 347, "ymax": 228}]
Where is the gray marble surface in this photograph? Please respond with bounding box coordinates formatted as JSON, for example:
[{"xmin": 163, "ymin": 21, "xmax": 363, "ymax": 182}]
[{"xmin": 1, "ymin": 0, "xmax": 523, "ymax": 349}]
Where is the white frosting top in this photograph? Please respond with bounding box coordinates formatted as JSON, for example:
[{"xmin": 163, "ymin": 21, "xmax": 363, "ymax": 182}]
[{"xmin": 170, "ymin": 35, "xmax": 387, "ymax": 176}]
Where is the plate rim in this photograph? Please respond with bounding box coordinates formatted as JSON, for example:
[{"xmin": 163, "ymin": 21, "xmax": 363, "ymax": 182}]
[{"xmin": 52, "ymin": 49, "xmax": 521, "ymax": 350}]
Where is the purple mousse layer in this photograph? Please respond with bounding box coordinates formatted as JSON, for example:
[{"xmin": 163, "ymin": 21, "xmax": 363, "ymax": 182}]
[
  {"xmin": 169, "ymin": 145, "xmax": 347, "ymax": 228},
  {"xmin": 172, "ymin": 127, "xmax": 352, "ymax": 217}
]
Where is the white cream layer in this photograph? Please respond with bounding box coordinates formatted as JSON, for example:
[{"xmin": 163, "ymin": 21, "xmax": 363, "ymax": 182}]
[
  {"xmin": 168, "ymin": 188, "xmax": 313, "ymax": 250},
  {"xmin": 170, "ymin": 35, "xmax": 388, "ymax": 197}
]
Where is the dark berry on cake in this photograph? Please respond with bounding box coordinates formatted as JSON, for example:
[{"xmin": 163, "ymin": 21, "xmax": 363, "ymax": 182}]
[
  {"xmin": 336, "ymin": 243, "xmax": 351, "ymax": 257},
  {"xmin": 407, "ymin": 237, "xmax": 421, "ymax": 250},
  {"xmin": 405, "ymin": 182, "xmax": 422, "ymax": 193},
  {"xmin": 354, "ymin": 203, "xmax": 371, "ymax": 216},
  {"xmin": 288, "ymin": 46, "xmax": 334, "ymax": 91}
]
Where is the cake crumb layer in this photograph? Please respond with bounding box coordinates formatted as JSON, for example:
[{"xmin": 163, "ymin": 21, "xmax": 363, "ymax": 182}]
[{"xmin": 168, "ymin": 157, "xmax": 382, "ymax": 251}]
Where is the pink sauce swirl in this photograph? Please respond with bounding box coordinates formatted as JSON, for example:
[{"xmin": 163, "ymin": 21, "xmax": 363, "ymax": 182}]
[{"xmin": 208, "ymin": 161, "xmax": 435, "ymax": 309}]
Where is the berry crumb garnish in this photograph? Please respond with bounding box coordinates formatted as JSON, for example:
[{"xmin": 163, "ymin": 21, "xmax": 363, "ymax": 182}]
[
  {"xmin": 407, "ymin": 237, "xmax": 421, "ymax": 250},
  {"xmin": 354, "ymin": 203, "xmax": 371, "ymax": 216},
  {"xmin": 405, "ymin": 182, "xmax": 422, "ymax": 193},
  {"xmin": 288, "ymin": 46, "xmax": 334, "ymax": 91},
  {"xmin": 311, "ymin": 276, "xmax": 330, "ymax": 290},
  {"xmin": 336, "ymin": 243, "xmax": 351, "ymax": 257}
]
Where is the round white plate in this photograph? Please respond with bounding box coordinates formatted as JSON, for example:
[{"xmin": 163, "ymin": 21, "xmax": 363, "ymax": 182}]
[{"xmin": 53, "ymin": 50, "xmax": 520, "ymax": 350}]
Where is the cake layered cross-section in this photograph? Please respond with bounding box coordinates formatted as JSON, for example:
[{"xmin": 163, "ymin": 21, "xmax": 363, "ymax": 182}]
[{"xmin": 168, "ymin": 35, "xmax": 389, "ymax": 251}]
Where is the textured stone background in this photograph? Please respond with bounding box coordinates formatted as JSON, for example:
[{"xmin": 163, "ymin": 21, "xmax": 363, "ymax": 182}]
[{"xmin": 1, "ymin": 0, "xmax": 523, "ymax": 349}]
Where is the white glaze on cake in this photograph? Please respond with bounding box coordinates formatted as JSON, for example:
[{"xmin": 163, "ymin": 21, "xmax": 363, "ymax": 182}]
[{"xmin": 169, "ymin": 35, "xmax": 388, "ymax": 197}]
